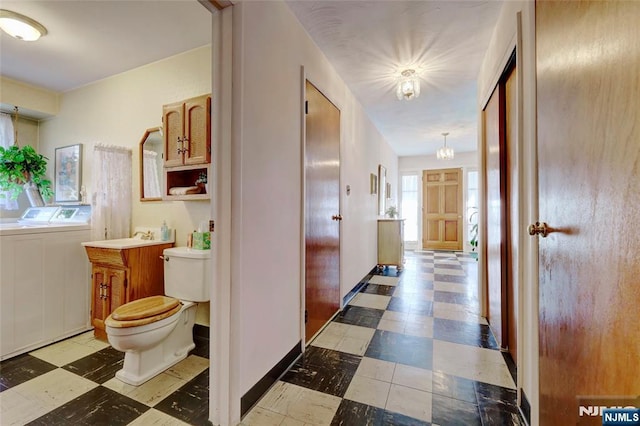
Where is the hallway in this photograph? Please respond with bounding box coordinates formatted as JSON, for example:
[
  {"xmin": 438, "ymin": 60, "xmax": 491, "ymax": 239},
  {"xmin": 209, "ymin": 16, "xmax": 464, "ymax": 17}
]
[{"xmin": 243, "ymin": 250, "xmax": 522, "ymax": 425}]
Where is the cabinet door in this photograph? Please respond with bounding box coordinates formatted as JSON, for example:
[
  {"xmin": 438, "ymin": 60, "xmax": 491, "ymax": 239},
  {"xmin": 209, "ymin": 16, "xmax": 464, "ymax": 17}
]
[
  {"xmin": 184, "ymin": 94, "xmax": 211, "ymax": 165},
  {"xmin": 163, "ymin": 101, "xmax": 185, "ymax": 167},
  {"xmin": 91, "ymin": 267, "xmax": 126, "ymax": 332}
]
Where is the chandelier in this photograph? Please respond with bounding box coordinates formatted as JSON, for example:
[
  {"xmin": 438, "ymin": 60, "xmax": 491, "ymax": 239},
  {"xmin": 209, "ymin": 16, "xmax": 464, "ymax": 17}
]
[
  {"xmin": 437, "ymin": 132, "xmax": 454, "ymax": 160},
  {"xmin": 396, "ymin": 69, "xmax": 420, "ymax": 101}
]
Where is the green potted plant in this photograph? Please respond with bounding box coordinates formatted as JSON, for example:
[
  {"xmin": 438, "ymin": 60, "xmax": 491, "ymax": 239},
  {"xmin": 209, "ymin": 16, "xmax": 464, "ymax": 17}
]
[
  {"xmin": 0, "ymin": 145, "xmax": 53, "ymax": 202},
  {"xmin": 469, "ymin": 208, "xmax": 478, "ymax": 260},
  {"xmin": 385, "ymin": 205, "xmax": 399, "ymax": 218},
  {"xmin": 195, "ymin": 171, "xmax": 208, "ymax": 193}
]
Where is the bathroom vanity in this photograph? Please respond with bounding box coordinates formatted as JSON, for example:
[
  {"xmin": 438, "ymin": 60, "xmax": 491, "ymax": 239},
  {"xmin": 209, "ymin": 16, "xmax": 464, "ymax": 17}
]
[{"xmin": 83, "ymin": 238, "xmax": 174, "ymax": 340}]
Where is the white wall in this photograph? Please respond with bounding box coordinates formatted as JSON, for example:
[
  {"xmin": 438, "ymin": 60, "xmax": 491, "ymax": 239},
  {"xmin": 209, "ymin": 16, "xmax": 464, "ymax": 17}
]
[
  {"xmin": 231, "ymin": 0, "xmax": 398, "ymax": 398},
  {"xmin": 477, "ymin": 2, "xmax": 538, "ymax": 424},
  {"xmin": 37, "ymin": 46, "xmax": 213, "ymax": 325}
]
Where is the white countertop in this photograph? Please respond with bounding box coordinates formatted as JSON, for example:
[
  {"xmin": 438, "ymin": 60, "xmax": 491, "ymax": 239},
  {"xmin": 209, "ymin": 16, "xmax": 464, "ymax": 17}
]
[{"xmin": 81, "ymin": 237, "xmax": 175, "ymax": 250}]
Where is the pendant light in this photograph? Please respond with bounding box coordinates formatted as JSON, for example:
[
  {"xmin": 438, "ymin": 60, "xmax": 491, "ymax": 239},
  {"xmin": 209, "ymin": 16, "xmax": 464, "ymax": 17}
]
[{"xmin": 437, "ymin": 132, "xmax": 454, "ymax": 160}]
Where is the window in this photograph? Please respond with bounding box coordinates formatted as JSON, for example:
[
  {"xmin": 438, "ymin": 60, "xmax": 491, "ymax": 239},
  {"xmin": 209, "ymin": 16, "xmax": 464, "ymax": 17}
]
[{"xmin": 400, "ymin": 174, "xmax": 419, "ymax": 241}]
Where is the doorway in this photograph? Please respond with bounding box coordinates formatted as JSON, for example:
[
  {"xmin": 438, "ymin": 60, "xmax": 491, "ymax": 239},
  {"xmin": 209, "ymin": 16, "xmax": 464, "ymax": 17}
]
[
  {"xmin": 304, "ymin": 80, "xmax": 341, "ymax": 343},
  {"xmin": 422, "ymin": 168, "xmax": 463, "ymax": 251}
]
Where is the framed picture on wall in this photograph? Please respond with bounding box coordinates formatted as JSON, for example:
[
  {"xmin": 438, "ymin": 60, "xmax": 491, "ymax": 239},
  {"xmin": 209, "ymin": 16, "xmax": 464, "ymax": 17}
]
[{"xmin": 55, "ymin": 144, "xmax": 82, "ymax": 203}]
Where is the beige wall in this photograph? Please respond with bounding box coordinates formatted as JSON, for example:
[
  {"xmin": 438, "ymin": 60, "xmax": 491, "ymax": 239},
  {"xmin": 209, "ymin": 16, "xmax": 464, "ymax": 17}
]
[
  {"xmin": 477, "ymin": 2, "xmax": 538, "ymax": 424},
  {"xmin": 34, "ymin": 46, "xmax": 213, "ymax": 325},
  {"xmin": 230, "ymin": 0, "xmax": 398, "ymax": 399},
  {"xmin": 0, "ymin": 76, "xmax": 60, "ymax": 118}
]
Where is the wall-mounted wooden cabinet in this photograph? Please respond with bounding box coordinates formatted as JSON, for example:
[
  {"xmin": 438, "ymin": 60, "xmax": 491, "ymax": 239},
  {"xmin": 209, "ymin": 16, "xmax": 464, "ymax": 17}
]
[
  {"xmin": 163, "ymin": 94, "xmax": 211, "ymax": 167},
  {"xmin": 163, "ymin": 94, "xmax": 211, "ymax": 201},
  {"xmin": 84, "ymin": 243, "xmax": 173, "ymax": 340}
]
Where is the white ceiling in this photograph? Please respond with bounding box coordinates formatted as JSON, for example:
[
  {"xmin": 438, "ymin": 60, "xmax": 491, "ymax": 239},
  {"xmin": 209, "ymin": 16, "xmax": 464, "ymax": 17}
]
[
  {"xmin": 286, "ymin": 1, "xmax": 503, "ymax": 156},
  {"xmin": 0, "ymin": 0, "xmax": 502, "ymax": 157},
  {"xmin": 0, "ymin": 1, "xmax": 211, "ymax": 91}
]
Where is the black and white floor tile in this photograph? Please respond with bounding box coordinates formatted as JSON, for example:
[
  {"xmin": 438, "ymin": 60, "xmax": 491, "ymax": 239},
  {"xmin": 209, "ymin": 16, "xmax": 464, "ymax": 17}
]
[
  {"xmin": 0, "ymin": 329, "xmax": 210, "ymax": 425},
  {"xmin": 1, "ymin": 250, "xmax": 522, "ymax": 425},
  {"xmin": 242, "ymin": 250, "xmax": 523, "ymax": 426}
]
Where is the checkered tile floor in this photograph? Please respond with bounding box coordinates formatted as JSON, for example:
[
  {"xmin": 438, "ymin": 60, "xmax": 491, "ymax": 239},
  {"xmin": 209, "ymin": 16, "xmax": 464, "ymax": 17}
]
[
  {"xmin": 0, "ymin": 328, "xmax": 210, "ymax": 425},
  {"xmin": 242, "ymin": 250, "xmax": 523, "ymax": 425},
  {"xmin": 1, "ymin": 250, "xmax": 522, "ymax": 425}
]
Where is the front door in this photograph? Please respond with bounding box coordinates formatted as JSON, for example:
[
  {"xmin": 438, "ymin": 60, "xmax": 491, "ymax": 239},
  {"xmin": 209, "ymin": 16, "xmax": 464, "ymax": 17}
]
[
  {"xmin": 304, "ymin": 80, "xmax": 341, "ymax": 343},
  {"xmin": 422, "ymin": 168, "xmax": 462, "ymax": 250},
  {"xmin": 536, "ymin": 2, "xmax": 640, "ymax": 424}
]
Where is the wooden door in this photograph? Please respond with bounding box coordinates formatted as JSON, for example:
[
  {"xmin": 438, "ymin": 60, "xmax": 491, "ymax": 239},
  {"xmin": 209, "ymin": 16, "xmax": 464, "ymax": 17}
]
[
  {"xmin": 304, "ymin": 80, "xmax": 341, "ymax": 342},
  {"xmin": 422, "ymin": 168, "xmax": 462, "ymax": 250},
  {"xmin": 483, "ymin": 85, "xmax": 506, "ymax": 349},
  {"xmin": 537, "ymin": 2, "xmax": 640, "ymax": 424},
  {"xmin": 184, "ymin": 94, "xmax": 211, "ymax": 165},
  {"xmin": 504, "ymin": 63, "xmax": 518, "ymax": 365},
  {"xmin": 163, "ymin": 101, "xmax": 184, "ymax": 167}
]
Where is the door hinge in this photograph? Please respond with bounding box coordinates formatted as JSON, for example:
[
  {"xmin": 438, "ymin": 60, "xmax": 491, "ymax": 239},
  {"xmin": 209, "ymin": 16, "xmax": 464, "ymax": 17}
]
[
  {"xmin": 305, "ymin": 100, "xmax": 309, "ymax": 115},
  {"xmin": 305, "ymin": 309, "xmax": 308, "ymax": 324}
]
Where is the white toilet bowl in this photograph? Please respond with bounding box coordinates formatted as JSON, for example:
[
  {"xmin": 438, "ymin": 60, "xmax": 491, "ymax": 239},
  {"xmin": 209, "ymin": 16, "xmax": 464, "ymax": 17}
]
[{"xmin": 106, "ymin": 296, "xmax": 197, "ymax": 385}]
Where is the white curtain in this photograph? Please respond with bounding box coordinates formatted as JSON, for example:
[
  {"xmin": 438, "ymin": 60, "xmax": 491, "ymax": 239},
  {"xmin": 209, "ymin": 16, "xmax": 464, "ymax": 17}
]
[
  {"xmin": 0, "ymin": 113, "xmax": 18, "ymax": 210},
  {"xmin": 143, "ymin": 149, "xmax": 161, "ymax": 198},
  {"xmin": 91, "ymin": 144, "xmax": 132, "ymax": 240}
]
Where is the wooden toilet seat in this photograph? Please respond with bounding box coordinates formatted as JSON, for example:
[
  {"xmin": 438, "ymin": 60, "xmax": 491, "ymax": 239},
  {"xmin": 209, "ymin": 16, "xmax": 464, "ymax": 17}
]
[{"xmin": 105, "ymin": 295, "xmax": 181, "ymax": 328}]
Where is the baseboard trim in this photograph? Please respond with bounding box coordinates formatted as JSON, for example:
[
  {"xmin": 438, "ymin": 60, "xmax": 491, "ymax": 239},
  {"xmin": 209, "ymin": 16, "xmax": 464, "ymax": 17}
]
[
  {"xmin": 520, "ymin": 388, "xmax": 531, "ymax": 425},
  {"xmin": 240, "ymin": 341, "xmax": 302, "ymax": 417},
  {"xmin": 193, "ymin": 323, "xmax": 209, "ymax": 340},
  {"xmin": 342, "ymin": 267, "xmax": 377, "ymax": 306}
]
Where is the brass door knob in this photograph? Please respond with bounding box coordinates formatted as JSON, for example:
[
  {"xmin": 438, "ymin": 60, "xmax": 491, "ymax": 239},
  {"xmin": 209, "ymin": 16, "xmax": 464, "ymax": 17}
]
[{"xmin": 528, "ymin": 221, "xmax": 549, "ymax": 238}]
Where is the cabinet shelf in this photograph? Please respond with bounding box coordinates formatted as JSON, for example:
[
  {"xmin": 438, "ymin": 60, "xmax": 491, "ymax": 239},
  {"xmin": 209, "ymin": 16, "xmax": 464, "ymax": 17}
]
[{"xmin": 164, "ymin": 165, "xmax": 210, "ymax": 200}]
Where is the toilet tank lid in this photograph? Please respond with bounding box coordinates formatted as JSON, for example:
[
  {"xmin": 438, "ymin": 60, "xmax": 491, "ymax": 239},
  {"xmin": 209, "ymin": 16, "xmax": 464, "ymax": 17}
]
[{"xmin": 163, "ymin": 246, "xmax": 211, "ymax": 259}]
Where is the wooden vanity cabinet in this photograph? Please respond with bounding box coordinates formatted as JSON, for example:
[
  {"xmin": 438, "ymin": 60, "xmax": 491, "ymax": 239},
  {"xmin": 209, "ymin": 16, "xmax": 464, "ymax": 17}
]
[{"xmin": 85, "ymin": 243, "xmax": 173, "ymax": 340}]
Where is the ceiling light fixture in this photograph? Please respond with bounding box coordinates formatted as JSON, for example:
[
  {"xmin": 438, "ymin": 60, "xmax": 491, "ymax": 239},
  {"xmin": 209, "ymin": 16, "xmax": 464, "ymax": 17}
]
[
  {"xmin": 0, "ymin": 9, "xmax": 48, "ymax": 41},
  {"xmin": 396, "ymin": 69, "xmax": 420, "ymax": 101},
  {"xmin": 437, "ymin": 132, "xmax": 454, "ymax": 160}
]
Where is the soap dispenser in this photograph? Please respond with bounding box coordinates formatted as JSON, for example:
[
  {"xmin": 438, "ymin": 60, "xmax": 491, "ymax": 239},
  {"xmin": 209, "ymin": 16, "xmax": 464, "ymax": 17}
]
[{"xmin": 161, "ymin": 221, "xmax": 170, "ymax": 241}]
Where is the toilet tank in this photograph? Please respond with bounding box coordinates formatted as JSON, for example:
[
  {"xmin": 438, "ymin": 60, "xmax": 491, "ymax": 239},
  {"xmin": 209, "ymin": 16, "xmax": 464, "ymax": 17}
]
[{"xmin": 163, "ymin": 247, "xmax": 211, "ymax": 302}]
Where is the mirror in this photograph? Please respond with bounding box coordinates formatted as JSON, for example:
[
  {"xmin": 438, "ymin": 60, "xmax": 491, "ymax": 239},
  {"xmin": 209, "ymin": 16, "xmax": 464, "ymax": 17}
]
[{"xmin": 139, "ymin": 127, "xmax": 164, "ymax": 201}]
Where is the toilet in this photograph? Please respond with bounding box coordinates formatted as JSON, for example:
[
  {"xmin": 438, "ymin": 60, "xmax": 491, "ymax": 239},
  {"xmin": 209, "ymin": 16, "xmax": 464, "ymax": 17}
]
[{"xmin": 105, "ymin": 247, "xmax": 210, "ymax": 386}]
